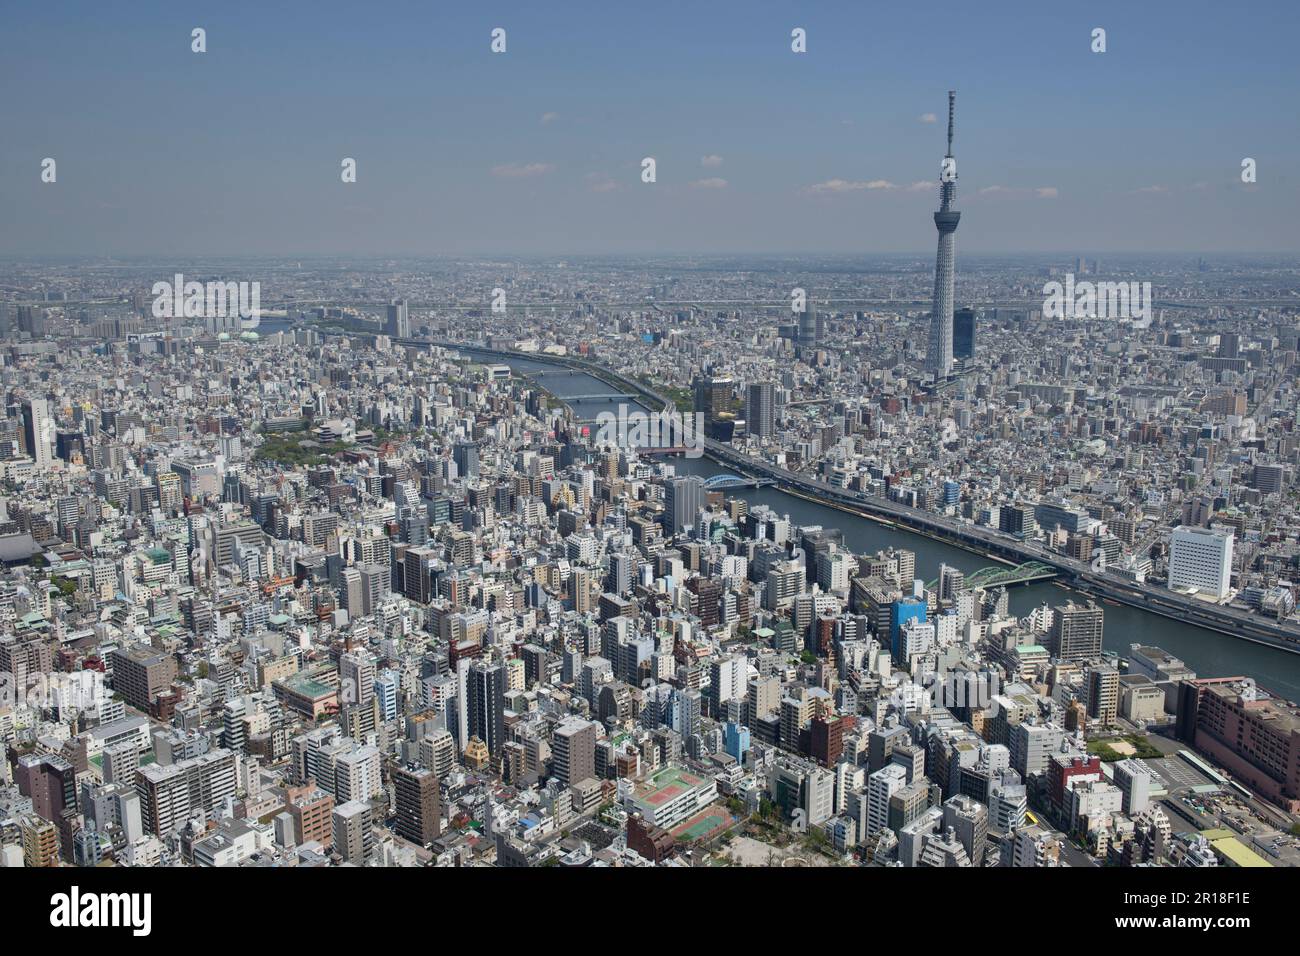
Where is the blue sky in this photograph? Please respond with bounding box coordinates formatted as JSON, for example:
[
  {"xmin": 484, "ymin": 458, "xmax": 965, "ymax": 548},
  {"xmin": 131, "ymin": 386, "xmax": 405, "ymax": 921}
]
[{"xmin": 1, "ymin": 0, "xmax": 1295, "ymax": 255}]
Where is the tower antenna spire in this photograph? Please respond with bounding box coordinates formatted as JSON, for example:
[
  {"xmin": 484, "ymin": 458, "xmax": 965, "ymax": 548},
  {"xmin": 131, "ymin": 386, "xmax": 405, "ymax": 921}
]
[{"xmin": 946, "ymin": 90, "xmax": 955, "ymax": 157}]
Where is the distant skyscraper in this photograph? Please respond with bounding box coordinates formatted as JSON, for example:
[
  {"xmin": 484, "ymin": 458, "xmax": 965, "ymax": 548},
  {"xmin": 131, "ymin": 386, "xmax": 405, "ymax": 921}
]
[
  {"xmin": 798, "ymin": 302, "xmax": 823, "ymax": 347},
  {"xmin": 747, "ymin": 382, "xmax": 775, "ymax": 439},
  {"xmin": 17, "ymin": 305, "xmax": 45, "ymax": 337},
  {"xmin": 927, "ymin": 91, "xmax": 960, "ymax": 379},
  {"xmin": 953, "ymin": 307, "xmax": 976, "ymax": 360},
  {"xmin": 692, "ymin": 375, "xmax": 732, "ymax": 421},
  {"xmin": 22, "ymin": 398, "xmax": 53, "ymax": 470},
  {"xmin": 453, "ymin": 440, "xmax": 479, "ymax": 479},
  {"xmin": 386, "ymin": 298, "xmax": 410, "ymax": 338}
]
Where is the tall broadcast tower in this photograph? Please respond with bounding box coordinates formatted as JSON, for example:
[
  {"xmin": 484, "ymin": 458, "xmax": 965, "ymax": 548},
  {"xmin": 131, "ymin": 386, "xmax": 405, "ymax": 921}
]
[{"xmin": 927, "ymin": 91, "xmax": 960, "ymax": 379}]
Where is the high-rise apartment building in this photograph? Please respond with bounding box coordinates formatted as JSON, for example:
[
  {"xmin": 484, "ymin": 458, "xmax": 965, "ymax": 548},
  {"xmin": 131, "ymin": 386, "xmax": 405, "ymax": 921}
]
[
  {"xmin": 468, "ymin": 660, "xmax": 506, "ymax": 757},
  {"xmin": 866, "ymin": 763, "xmax": 907, "ymax": 835},
  {"xmin": 332, "ymin": 799, "xmax": 373, "ymax": 864},
  {"xmin": 1086, "ymin": 666, "xmax": 1120, "ymax": 726},
  {"xmin": 1047, "ymin": 601, "xmax": 1104, "ymax": 662},
  {"xmin": 286, "ymin": 783, "xmax": 335, "ymax": 849},
  {"xmin": 135, "ymin": 748, "xmax": 237, "ymax": 835},
  {"xmin": 393, "ymin": 765, "xmax": 441, "ymax": 847},
  {"xmin": 110, "ymin": 645, "xmax": 179, "ymax": 711},
  {"xmin": 552, "ymin": 716, "xmax": 597, "ymax": 788},
  {"xmin": 16, "ymin": 754, "xmax": 77, "ymax": 828}
]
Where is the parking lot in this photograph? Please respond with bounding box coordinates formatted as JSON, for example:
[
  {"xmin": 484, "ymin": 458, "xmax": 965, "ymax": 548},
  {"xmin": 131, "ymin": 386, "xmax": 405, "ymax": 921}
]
[{"xmin": 1144, "ymin": 756, "xmax": 1215, "ymax": 794}]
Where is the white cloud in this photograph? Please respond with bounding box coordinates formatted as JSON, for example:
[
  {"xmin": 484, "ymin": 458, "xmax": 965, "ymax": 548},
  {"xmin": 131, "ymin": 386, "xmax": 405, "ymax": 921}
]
[
  {"xmin": 905, "ymin": 181, "xmax": 932, "ymax": 192},
  {"xmin": 919, "ymin": 113, "xmax": 938, "ymax": 124},
  {"xmin": 978, "ymin": 185, "xmax": 1059, "ymax": 199},
  {"xmin": 701, "ymin": 155, "xmax": 724, "ymax": 168},
  {"xmin": 805, "ymin": 178, "xmax": 897, "ymax": 194},
  {"xmin": 690, "ymin": 177, "xmax": 728, "ymax": 189},
  {"xmin": 1133, "ymin": 184, "xmax": 1169, "ymax": 194},
  {"xmin": 585, "ymin": 172, "xmax": 619, "ymax": 193},
  {"xmin": 491, "ymin": 162, "xmax": 555, "ymax": 178},
  {"xmin": 540, "ymin": 112, "xmax": 560, "ymax": 125}
]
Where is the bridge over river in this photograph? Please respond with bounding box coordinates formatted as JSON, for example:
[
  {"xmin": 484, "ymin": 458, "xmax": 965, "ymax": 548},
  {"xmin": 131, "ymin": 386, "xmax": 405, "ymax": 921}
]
[{"xmin": 924, "ymin": 561, "xmax": 1059, "ymax": 592}]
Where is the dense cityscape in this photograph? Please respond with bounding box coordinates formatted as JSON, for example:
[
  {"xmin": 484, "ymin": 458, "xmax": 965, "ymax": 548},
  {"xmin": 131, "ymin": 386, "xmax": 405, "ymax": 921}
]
[
  {"xmin": 1, "ymin": 21, "xmax": 1296, "ymax": 946},
  {"xmin": 2, "ymin": 226, "xmax": 1299, "ymax": 873}
]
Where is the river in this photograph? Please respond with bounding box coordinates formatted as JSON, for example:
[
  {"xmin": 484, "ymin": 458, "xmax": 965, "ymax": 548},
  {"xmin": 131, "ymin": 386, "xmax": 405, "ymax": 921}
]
[{"xmin": 473, "ymin": 350, "xmax": 1300, "ymax": 699}]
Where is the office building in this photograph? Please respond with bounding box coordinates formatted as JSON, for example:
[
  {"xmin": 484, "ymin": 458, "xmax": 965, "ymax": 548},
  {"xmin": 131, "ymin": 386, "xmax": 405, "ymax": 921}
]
[
  {"xmin": 746, "ymin": 382, "xmax": 775, "ymax": 439},
  {"xmin": 1168, "ymin": 526, "xmax": 1234, "ymax": 600},
  {"xmin": 22, "ymin": 397, "xmax": 54, "ymax": 470},
  {"xmin": 664, "ymin": 476, "xmax": 705, "ymax": 535},
  {"xmin": 1178, "ymin": 677, "xmax": 1300, "ymax": 812}
]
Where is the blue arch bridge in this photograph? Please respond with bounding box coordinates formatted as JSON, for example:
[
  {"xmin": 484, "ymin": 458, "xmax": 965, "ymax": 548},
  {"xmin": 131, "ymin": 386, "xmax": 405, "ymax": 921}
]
[{"xmin": 703, "ymin": 473, "xmax": 775, "ymax": 490}]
